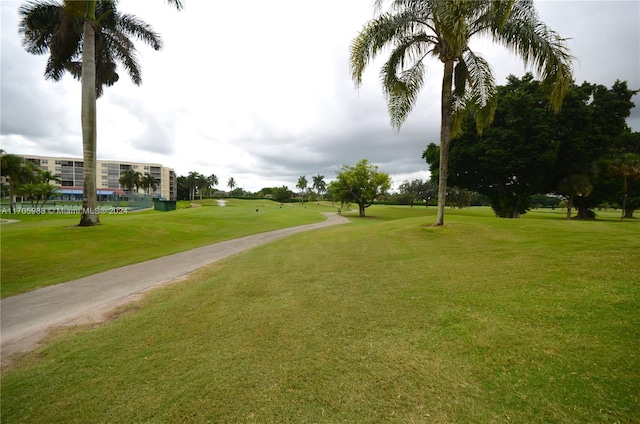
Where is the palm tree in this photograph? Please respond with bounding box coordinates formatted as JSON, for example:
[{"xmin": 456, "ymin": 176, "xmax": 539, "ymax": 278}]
[
  {"xmin": 227, "ymin": 177, "xmax": 237, "ymax": 193},
  {"xmin": 36, "ymin": 169, "xmax": 61, "ymax": 185},
  {"xmin": 207, "ymin": 174, "xmax": 219, "ymax": 197},
  {"xmin": 350, "ymin": 0, "xmax": 572, "ymax": 226},
  {"xmin": 196, "ymin": 174, "xmax": 209, "ymax": 200},
  {"xmin": 19, "ymin": 0, "xmax": 183, "ymax": 226},
  {"xmin": 140, "ymin": 172, "xmax": 158, "ymax": 195},
  {"xmin": 296, "ymin": 175, "xmax": 308, "ymax": 204},
  {"xmin": 1, "ymin": 152, "xmax": 28, "ymax": 213},
  {"xmin": 186, "ymin": 171, "xmax": 199, "ymax": 201},
  {"xmin": 557, "ymin": 174, "xmax": 593, "ymax": 220},
  {"xmin": 119, "ymin": 169, "xmax": 141, "ymax": 193},
  {"xmin": 312, "ymin": 174, "xmax": 326, "ymax": 204},
  {"xmin": 608, "ymin": 153, "xmax": 640, "ymax": 221},
  {"xmin": 0, "ymin": 150, "xmax": 34, "ymax": 213}
]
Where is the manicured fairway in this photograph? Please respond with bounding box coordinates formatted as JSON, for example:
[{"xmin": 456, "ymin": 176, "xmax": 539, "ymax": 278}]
[
  {"xmin": 0, "ymin": 199, "xmax": 333, "ymax": 297},
  {"xmin": 1, "ymin": 206, "xmax": 638, "ymax": 423}
]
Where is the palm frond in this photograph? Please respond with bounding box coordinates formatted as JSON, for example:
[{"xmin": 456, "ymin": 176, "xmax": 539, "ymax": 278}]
[
  {"xmin": 350, "ymin": 10, "xmax": 428, "ymax": 86},
  {"xmin": 165, "ymin": 0, "xmax": 184, "ymax": 11},
  {"xmin": 18, "ymin": 1, "xmax": 63, "ymax": 55},
  {"xmin": 117, "ymin": 14, "xmax": 162, "ymax": 51},
  {"xmin": 383, "ymin": 60, "xmax": 425, "ymax": 129},
  {"xmin": 461, "ymin": 49, "xmax": 496, "ymax": 108},
  {"xmin": 103, "ymin": 29, "xmax": 141, "ymax": 86},
  {"xmin": 493, "ymin": 0, "xmax": 573, "ymax": 112},
  {"xmin": 450, "ymin": 50, "xmax": 497, "ymax": 137}
]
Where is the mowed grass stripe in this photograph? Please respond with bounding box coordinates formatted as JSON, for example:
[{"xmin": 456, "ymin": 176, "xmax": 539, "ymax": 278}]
[
  {"xmin": 1, "ymin": 207, "xmax": 638, "ymax": 423},
  {"xmin": 0, "ymin": 199, "xmax": 333, "ymax": 297}
]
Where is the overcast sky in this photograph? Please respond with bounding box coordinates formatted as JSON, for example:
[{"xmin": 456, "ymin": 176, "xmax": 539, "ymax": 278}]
[{"xmin": 2, "ymin": 0, "xmax": 639, "ymax": 192}]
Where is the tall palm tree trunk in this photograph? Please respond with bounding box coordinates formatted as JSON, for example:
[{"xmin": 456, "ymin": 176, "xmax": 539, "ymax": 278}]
[
  {"xmin": 9, "ymin": 186, "xmax": 16, "ymax": 214},
  {"xmin": 79, "ymin": 15, "xmax": 100, "ymax": 226},
  {"xmin": 436, "ymin": 60, "xmax": 454, "ymax": 226}
]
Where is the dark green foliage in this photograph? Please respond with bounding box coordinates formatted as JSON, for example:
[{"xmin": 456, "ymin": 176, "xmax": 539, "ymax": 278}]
[
  {"xmin": 273, "ymin": 186, "xmax": 294, "ymax": 204},
  {"xmin": 451, "ymin": 74, "xmax": 560, "ymax": 217},
  {"xmin": 1, "ymin": 153, "xmax": 61, "ymax": 210},
  {"xmin": 555, "ymin": 80, "xmax": 638, "ymax": 218},
  {"xmin": 176, "ymin": 175, "xmax": 190, "ymax": 200},
  {"xmin": 594, "ymin": 131, "xmax": 640, "ymax": 219},
  {"xmin": 424, "ymin": 74, "xmax": 639, "ymax": 219}
]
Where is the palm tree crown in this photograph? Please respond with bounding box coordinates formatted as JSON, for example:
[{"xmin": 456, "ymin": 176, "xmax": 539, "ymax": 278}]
[
  {"xmin": 19, "ymin": 0, "xmax": 164, "ymax": 97},
  {"xmin": 312, "ymin": 174, "xmax": 326, "ymax": 203},
  {"xmin": 140, "ymin": 172, "xmax": 158, "ymax": 195},
  {"xmin": 350, "ymin": 0, "xmax": 572, "ymax": 225},
  {"xmin": 227, "ymin": 177, "xmax": 237, "ymax": 191},
  {"xmin": 119, "ymin": 169, "xmax": 141, "ymax": 193}
]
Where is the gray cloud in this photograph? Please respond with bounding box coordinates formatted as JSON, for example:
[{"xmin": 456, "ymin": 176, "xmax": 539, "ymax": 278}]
[{"xmin": 2, "ymin": 0, "xmax": 638, "ymax": 192}]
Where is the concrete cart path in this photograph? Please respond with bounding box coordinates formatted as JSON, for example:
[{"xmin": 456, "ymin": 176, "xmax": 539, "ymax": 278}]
[{"xmin": 1, "ymin": 213, "xmax": 349, "ymax": 362}]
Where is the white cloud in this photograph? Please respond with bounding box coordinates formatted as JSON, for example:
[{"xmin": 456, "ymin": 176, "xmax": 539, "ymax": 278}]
[{"xmin": 2, "ymin": 0, "xmax": 638, "ymax": 192}]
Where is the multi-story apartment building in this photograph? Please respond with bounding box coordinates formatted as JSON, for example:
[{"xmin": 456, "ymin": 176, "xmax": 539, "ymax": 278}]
[{"xmin": 16, "ymin": 154, "xmax": 176, "ymax": 200}]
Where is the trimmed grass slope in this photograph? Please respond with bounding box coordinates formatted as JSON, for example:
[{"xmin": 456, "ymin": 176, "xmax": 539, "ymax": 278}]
[
  {"xmin": 0, "ymin": 199, "xmax": 332, "ymax": 297},
  {"xmin": 1, "ymin": 206, "xmax": 639, "ymax": 422}
]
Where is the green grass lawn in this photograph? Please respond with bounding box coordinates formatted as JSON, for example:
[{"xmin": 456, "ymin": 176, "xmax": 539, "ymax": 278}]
[
  {"xmin": 0, "ymin": 199, "xmax": 334, "ymax": 297},
  {"xmin": 1, "ymin": 205, "xmax": 639, "ymax": 422}
]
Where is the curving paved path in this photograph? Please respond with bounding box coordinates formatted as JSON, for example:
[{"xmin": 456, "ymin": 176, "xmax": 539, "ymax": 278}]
[{"xmin": 1, "ymin": 213, "xmax": 349, "ymax": 362}]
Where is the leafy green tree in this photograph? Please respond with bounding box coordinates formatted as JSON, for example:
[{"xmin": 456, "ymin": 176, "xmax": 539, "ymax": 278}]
[
  {"xmin": 119, "ymin": 169, "xmax": 141, "ymax": 193},
  {"xmin": 447, "ymin": 186, "xmax": 472, "ymax": 209},
  {"xmin": 426, "ymin": 74, "xmax": 562, "ymax": 217},
  {"xmin": 1, "ymin": 152, "xmax": 30, "ymax": 213},
  {"xmin": 140, "ymin": 173, "xmax": 158, "ymax": 196},
  {"xmin": 17, "ymin": 182, "xmax": 59, "ymax": 208},
  {"xmin": 557, "ymin": 174, "xmax": 594, "ymax": 220},
  {"xmin": 607, "ymin": 153, "xmax": 640, "ymax": 221},
  {"xmin": 19, "ymin": 0, "xmax": 183, "ymax": 226},
  {"xmin": 350, "ymin": 0, "xmax": 572, "ymax": 226},
  {"xmin": 1, "ymin": 155, "xmax": 60, "ymax": 209},
  {"xmin": 312, "ymin": 174, "xmax": 326, "ymax": 204},
  {"xmin": 398, "ymin": 179, "xmax": 436, "ymax": 207},
  {"xmin": 296, "ymin": 175, "xmax": 308, "ymax": 204},
  {"xmin": 425, "ymin": 75, "xmax": 638, "ymax": 219},
  {"xmin": 602, "ymin": 131, "xmax": 640, "ymax": 219},
  {"xmin": 230, "ymin": 187, "xmax": 245, "ymax": 197},
  {"xmin": 329, "ymin": 159, "xmax": 391, "ymax": 217},
  {"xmin": 176, "ymin": 175, "xmax": 190, "ymax": 200},
  {"xmin": 557, "ymin": 81, "xmax": 639, "ymax": 219},
  {"xmin": 273, "ymin": 186, "xmax": 293, "ymax": 204},
  {"xmin": 257, "ymin": 187, "xmax": 274, "ymax": 198}
]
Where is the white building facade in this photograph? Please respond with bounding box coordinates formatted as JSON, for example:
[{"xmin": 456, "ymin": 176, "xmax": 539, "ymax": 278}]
[{"xmin": 17, "ymin": 154, "xmax": 177, "ymax": 200}]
